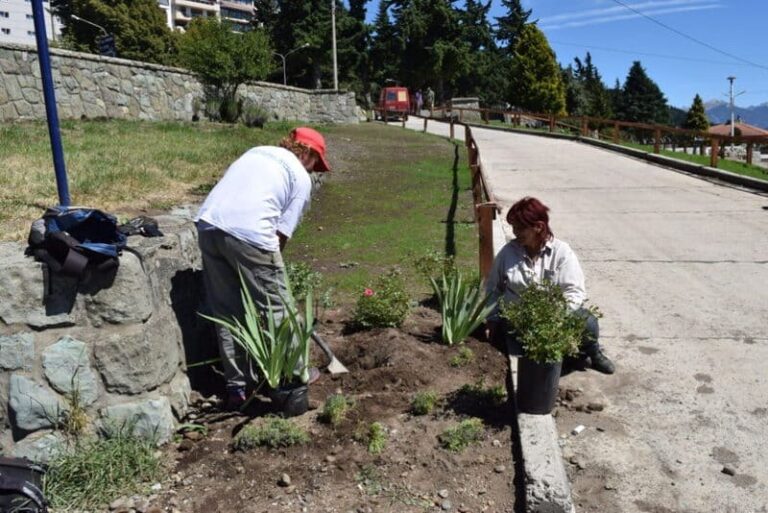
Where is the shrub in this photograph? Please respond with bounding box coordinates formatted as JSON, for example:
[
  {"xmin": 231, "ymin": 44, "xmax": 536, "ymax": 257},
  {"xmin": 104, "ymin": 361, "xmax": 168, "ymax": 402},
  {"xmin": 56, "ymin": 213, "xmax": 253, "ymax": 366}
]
[
  {"xmin": 319, "ymin": 394, "xmax": 354, "ymax": 427},
  {"xmin": 411, "ymin": 391, "xmax": 438, "ymax": 416},
  {"xmin": 241, "ymin": 102, "xmax": 271, "ymax": 128},
  {"xmin": 352, "ymin": 268, "xmax": 410, "ymax": 329},
  {"xmin": 233, "ymin": 416, "xmax": 309, "ymax": 450},
  {"xmin": 438, "ymin": 418, "xmax": 484, "ymax": 452},
  {"xmin": 44, "ymin": 429, "xmax": 162, "ymax": 510},
  {"xmin": 412, "ymin": 249, "xmax": 456, "ymax": 284},
  {"xmin": 287, "ymin": 261, "xmax": 324, "ymax": 303},
  {"xmin": 449, "ymin": 346, "xmax": 475, "ymax": 367},
  {"xmin": 500, "ymin": 280, "xmax": 600, "ymax": 364},
  {"xmin": 430, "ymin": 272, "xmax": 495, "ymax": 345}
]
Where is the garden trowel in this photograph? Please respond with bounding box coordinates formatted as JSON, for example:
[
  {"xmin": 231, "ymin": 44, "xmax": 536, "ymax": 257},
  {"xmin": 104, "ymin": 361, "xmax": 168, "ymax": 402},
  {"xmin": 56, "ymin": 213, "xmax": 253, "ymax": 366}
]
[{"xmin": 311, "ymin": 331, "xmax": 349, "ymax": 375}]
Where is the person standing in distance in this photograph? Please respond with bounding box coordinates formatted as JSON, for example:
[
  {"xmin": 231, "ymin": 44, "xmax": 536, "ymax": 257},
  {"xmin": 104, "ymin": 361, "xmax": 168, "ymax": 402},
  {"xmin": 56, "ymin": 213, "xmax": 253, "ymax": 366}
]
[{"xmin": 195, "ymin": 127, "xmax": 331, "ymax": 410}]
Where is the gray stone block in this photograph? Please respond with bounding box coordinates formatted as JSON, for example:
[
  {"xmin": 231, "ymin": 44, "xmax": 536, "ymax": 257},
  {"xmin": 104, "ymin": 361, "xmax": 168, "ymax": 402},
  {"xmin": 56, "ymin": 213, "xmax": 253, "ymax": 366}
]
[
  {"xmin": 11, "ymin": 430, "xmax": 67, "ymax": 464},
  {"xmin": 8, "ymin": 375, "xmax": 66, "ymax": 433},
  {"xmin": 518, "ymin": 413, "xmax": 574, "ymax": 513},
  {"xmin": 0, "ymin": 246, "xmax": 80, "ymax": 328},
  {"xmin": 42, "ymin": 336, "xmax": 99, "ymax": 406},
  {"xmin": 0, "ymin": 333, "xmax": 34, "ymax": 371},
  {"xmin": 85, "ymin": 251, "xmax": 153, "ymax": 325},
  {"xmin": 100, "ymin": 396, "xmax": 175, "ymax": 444},
  {"xmin": 94, "ymin": 320, "xmax": 180, "ymax": 395},
  {"xmin": 166, "ymin": 372, "xmax": 192, "ymax": 419}
]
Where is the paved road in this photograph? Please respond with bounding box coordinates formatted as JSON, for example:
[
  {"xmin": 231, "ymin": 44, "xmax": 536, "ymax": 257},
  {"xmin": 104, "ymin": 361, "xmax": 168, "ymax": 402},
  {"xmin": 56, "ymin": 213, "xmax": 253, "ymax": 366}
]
[{"xmin": 396, "ymin": 118, "xmax": 768, "ymax": 512}]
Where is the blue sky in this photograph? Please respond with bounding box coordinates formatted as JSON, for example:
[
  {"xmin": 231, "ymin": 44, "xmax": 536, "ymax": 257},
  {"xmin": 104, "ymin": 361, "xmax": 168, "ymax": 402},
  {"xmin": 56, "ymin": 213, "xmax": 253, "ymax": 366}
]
[{"xmin": 363, "ymin": 0, "xmax": 768, "ymax": 108}]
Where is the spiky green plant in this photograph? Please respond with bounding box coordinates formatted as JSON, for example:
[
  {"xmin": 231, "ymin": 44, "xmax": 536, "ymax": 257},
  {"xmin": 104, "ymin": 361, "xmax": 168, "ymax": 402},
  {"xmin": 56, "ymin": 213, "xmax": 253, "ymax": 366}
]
[
  {"xmin": 430, "ymin": 272, "xmax": 495, "ymax": 345},
  {"xmin": 449, "ymin": 346, "xmax": 475, "ymax": 367},
  {"xmin": 367, "ymin": 422, "xmax": 387, "ymax": 455},
  {"xmin": 200, "ymin": 273, "xmax": 313, "ymax": 388}
]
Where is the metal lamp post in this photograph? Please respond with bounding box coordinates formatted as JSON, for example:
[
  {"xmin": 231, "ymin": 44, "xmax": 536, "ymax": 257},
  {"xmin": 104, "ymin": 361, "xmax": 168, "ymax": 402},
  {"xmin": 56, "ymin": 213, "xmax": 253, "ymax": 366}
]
[{"xmin": 273, "ymin": 43, "xmax": 309, "ymax": 86}]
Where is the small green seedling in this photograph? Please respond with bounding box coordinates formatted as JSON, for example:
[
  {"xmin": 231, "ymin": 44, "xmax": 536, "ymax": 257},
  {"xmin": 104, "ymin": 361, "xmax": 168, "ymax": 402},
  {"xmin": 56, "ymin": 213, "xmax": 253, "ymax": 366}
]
[
  {"xmin": 410, "ymin": 391, "xmax": 438, "ymax": 416},
  {"xmin": 449, "ymin": 346, "xmax": 475, "ymax": 367},
  {"xmin": 439, "ymin": 418, "xmax": 484, "ymax": 452},
  {"xmin": 319, "ymin": 394, "xmax": 354, "ymax": 426},
  {"xmin": 460, "ymin": 379, "xmax": 507, "ymax": 405},
  {"xmin": 233, "ymin": 416, "xmax": 309, "ymax": 450},
  {"xmin": 356, "ymin": 422, "xmax": 388, "ymax": 455}
]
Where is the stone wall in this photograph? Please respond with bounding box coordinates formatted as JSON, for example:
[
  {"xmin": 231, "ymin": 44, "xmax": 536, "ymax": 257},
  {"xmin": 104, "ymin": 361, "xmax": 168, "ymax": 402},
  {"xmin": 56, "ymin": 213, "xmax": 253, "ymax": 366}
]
[
  {"xmin": 0, "ymin": 42, "xmax": 358, "ymax": 124},
  {"xmin": 0, "ymin": 209, "xmax": 216, "ymax": 462}
]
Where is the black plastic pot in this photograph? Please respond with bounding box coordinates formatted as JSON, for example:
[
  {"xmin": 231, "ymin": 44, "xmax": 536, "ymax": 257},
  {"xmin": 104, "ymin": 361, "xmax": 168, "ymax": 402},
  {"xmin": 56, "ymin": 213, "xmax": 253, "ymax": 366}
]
[
  {"xmin": 268, "ymin": 383, "xmax": 309, "ymax": 418},
  {"xmin": 516, "ymin": 357, "xmax": 562, "ymax": 415}
]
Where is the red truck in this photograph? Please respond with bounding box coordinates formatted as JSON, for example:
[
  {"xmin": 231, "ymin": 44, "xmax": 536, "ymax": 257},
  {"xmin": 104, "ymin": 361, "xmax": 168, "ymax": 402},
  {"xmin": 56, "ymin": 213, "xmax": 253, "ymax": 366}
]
[{"xmin": 376, "ymin": 86, "xmax": 410, "ymax": 121}]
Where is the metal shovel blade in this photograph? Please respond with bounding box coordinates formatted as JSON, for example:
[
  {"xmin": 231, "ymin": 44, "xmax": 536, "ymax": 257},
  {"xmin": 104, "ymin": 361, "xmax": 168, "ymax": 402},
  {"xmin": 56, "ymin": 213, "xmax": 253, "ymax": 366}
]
[{"xmin": 311, "ymin": 332, "xmax": 349, "ymax": 375}]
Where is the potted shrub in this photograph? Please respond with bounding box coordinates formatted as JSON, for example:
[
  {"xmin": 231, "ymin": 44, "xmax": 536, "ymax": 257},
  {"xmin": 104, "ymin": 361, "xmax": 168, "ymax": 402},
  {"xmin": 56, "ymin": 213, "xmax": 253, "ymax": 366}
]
[
  {"xmin": 201, "ymin": 275, "xmax": 314, "ymax": 417},
  {"xmin": 499, "ymin": 281, "xmax": 599, "ymax": 414}
]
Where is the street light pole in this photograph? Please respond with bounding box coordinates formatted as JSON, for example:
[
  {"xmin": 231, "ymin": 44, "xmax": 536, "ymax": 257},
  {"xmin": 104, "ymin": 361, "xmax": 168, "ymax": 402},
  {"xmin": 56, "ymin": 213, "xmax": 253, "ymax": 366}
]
[
  {"xmin": 273, "ymin": 43, "xmax": 309, "ymax": 86},
  {"xmin": 70, "ymin": 13, "xmax": 108, "ymax": 36},
  {"xmin": 331, "ymin": 0, "xmax": 338, "ymax": 91}
]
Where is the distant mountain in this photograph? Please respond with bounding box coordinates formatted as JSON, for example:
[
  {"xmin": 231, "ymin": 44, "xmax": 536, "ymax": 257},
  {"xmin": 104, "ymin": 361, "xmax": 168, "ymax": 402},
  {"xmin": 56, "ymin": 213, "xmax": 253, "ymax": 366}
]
[{"xmin": 703, "ymin": 100, "xmax": 768, "ymax": 128}]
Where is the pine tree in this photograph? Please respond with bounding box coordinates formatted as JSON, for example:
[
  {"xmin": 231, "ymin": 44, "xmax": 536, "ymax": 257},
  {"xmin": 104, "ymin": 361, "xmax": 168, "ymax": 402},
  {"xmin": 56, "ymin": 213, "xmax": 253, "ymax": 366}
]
[
  {"xmin": 617, "ymin": 61, "xmax": 669, "ymax": 124},
  {"xmin": 495, "ymin": 0, "xmax": 532, "ymax": 54},
  {"xmin": 509, "ymin": 24, "xmax": 565, "ymax": 114},
  {"xmin": 684, "ymin": 94, "xmax": 710, "ymax": 131}
]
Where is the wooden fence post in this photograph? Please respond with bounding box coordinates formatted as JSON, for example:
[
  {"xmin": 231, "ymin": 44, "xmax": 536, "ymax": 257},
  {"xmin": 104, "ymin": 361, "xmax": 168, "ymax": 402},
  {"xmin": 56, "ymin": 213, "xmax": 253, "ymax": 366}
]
[
  {"xmin": 549, "ymin": 115, "xmax": 555, "ymax": 133},
  {"xmin": 423, "ymin": 117, "xmax": 428, "ymax": 132},
  {"xmin": 746, "ymin": 142, "xmax": 754, "ymax": 165},
  {"xmin": 581, "ymin": 117, "xmax": 588, "ymax": 136},
  {"xmin": 710, "ymin": 138, "xmax": 719, "ymax": 168},
  {"xmin": 450, "ymin": 118, "xmax": 455, "ymax": 139},
  {"xmin": 614, "ymin": 122, "xmax": 620, "ymax": 144},
  {"xmin": 653, "ymin": 128, "xmax": 661, "ymax": 154},
  {"xmin": 401, "ymin": 115, "xmax": 406, "ymax": 128},
  {"xmin": 484, "ymin": 109, "xmax": 490, "ymax": 125},
  {"xmin": 476, "ymin": 203, "xmax": 496, "ymax": 281}
]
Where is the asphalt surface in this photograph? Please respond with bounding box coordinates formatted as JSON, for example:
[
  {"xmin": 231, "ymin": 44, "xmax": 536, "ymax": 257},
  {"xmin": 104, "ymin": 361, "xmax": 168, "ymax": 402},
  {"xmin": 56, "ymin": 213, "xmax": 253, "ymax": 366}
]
[{"xmin": 395, "ymin": 117, "xmax": 768, "ymax": 513}]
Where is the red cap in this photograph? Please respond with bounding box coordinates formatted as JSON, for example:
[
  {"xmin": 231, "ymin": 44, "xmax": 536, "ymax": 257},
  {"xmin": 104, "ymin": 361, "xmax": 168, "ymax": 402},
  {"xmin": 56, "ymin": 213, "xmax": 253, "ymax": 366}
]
[{"xmin": 291, "ymin": 127, "xmax": 331, "ymax": 172}]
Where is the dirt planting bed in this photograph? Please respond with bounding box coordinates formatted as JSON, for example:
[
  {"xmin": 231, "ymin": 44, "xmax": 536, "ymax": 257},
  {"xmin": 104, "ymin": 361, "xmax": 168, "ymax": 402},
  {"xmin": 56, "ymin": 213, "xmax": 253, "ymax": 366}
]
[{"xmin": 156, "ymin": 307, "xmax": 517, "ymax": 513}]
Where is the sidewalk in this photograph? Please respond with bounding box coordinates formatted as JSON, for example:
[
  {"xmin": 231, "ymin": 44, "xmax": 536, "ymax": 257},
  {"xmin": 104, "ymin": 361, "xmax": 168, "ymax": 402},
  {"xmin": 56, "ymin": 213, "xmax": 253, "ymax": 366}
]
[{"xmin": 393, "ymin": 117, "xmax": 768, "ymax": 513}]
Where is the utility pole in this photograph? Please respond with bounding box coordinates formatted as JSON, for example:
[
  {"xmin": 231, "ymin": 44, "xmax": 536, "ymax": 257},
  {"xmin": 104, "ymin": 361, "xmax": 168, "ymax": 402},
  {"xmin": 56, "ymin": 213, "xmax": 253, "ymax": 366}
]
[
  {"xmin": 725, "ymin": 76, "xmax": 746, "ymax": 151},
  {"xmin": 331, "ymin": 0, "xmax": 338, "ymax": 91}
]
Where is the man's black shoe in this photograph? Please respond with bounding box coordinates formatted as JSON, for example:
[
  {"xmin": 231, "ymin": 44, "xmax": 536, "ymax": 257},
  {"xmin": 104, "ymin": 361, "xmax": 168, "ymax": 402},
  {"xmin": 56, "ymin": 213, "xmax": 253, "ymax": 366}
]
[{"xmin": 588, "ymin": 350, "xmax": 615, "ymax": 375}]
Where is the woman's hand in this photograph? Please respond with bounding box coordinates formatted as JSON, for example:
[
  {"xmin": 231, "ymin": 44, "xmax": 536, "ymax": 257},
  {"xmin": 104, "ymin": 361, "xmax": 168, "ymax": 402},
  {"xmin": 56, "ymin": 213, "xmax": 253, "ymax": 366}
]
[{"xmin": 485, "ymin": 320, "xmax": 500, "ymax": 343}]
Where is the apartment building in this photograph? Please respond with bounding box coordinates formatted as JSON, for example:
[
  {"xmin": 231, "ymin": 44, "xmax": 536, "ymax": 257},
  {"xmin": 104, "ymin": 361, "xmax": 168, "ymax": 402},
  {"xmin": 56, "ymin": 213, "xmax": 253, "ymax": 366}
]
[
  {"xmin": 0, "ymin": 0, "xmax": 60, "ymax": 46},
  {"xmin": 166, "ymin": 0, "xmax": 254, "ymax": 32}
]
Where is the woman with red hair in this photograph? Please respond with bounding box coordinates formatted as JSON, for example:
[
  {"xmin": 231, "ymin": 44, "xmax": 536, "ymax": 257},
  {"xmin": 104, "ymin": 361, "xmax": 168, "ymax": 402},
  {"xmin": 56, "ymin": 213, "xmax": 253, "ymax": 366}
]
[{"xmin": 485, "ymin": 197, "xmax": 615, "ymax": 374}]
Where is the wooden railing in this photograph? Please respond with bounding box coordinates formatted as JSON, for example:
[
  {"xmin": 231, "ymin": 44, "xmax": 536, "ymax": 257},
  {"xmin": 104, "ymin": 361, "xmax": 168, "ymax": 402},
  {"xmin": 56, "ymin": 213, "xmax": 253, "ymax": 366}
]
[
  {"xmin": 464, "ymin": 124, "xmax": 498, "ymax": 280},
  {"xmin": 427, "ymin": 105, "xmax": 768, "ymax": 169}
]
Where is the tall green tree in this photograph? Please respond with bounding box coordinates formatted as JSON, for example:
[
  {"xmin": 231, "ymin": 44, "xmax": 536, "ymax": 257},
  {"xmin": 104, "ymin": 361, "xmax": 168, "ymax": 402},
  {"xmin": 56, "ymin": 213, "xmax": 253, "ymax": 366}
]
[
  {"xmin": 495, "ymin": 0, "xmax": 532, "ymax": 54},
  {"xmin": 369, "ymin": 0, "xmax": 401, "ymax": 91},
  {"xmin": 684, "ymin": 94, "xmax": 710, "ymax": 131},
  {"xmin": 178, "ymin": 18, "xmax": 271, "ymax": 120},
  {"xmin": 388, "ymin": 0, "xmax": 471, "ymax": 101},
  {"xmin": 50, "ymin": 0, "xmax": 177, "ymax": 65},
  {"xmin": 509, "ymin": 24, "xmax": 565, "ymax": 114},
  {"xmin": 576, "ymin": 53, "xmax": 612, "ymax": 119},
  {"xmin": 617, "ymin": 61, "xmax": 669, "ymax": 124}
]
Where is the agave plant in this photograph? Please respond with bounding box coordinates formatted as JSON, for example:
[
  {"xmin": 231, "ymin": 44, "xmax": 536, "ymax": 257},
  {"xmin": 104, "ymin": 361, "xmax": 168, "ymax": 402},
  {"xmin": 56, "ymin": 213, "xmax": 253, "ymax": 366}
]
[
  {"xmin": 430, "ymin": 272, "xmax": 495, "ymax": 346},
  {"xmin": 201, "ymin": 273, "xmax": 313, "ymax": 389}
]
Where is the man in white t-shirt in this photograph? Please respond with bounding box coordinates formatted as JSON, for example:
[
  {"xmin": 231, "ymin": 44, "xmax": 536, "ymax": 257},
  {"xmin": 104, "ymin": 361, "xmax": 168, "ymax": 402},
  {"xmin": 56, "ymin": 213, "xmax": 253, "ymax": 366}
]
[{"xmin": 195, "ymin": 127, "xmax": 331, "ymax": 410}]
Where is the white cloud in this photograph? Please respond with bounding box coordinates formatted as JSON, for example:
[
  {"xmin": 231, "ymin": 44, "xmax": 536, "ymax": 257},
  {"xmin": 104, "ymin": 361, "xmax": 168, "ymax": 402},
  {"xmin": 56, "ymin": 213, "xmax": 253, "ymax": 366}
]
[{"xmin": 539, "ymin": 0, "xmax": 722, "ymax": 30}]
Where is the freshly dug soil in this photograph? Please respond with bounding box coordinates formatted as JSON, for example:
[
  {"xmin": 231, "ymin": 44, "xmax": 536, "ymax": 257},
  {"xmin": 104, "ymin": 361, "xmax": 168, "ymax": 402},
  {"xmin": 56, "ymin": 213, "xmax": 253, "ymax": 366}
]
[{"xmin": 157, "ymin": 307, "xmax": 517, "ymax": 513}]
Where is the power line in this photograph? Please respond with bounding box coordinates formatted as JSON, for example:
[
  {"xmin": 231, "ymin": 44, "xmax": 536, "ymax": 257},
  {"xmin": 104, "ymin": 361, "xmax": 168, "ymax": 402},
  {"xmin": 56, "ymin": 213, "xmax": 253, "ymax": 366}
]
[
  {"xmin": 608, "ymin": 0, "xmax": 768, "ymax": 71},
  {"xmin": 550, "ymin": 40, "xmax": 756, "ymax": 68}
]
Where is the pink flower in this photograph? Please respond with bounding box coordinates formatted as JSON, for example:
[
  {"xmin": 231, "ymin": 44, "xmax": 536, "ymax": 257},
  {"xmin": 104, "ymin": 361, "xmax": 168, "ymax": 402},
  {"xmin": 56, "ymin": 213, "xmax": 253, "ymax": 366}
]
[{"xmin": 363, "ymin": 288, "xmax": 374, "ymax": 297}]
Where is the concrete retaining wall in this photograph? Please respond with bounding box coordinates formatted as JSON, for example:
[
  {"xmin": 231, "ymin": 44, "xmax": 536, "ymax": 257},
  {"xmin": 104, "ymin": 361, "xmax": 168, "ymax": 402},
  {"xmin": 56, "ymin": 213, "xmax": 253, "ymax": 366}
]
[
  {"xmin": 0, "ymin": 42, "xmax": 358, "ymax": 124},
  {"xmin": 0, "ymin": 210, "xmax": 216, "ymax": 462}
]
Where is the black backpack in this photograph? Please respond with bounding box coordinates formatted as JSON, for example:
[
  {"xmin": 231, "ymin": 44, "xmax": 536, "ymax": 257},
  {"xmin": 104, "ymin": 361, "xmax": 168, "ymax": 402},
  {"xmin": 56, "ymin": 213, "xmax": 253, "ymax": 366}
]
[
  {"xmin": 26, "ymin": 206, "xmax": 128, "ymax": 277},
  {"xmin": 0, "ymin": 457, "xmax": 48, "ymax": 513}
]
